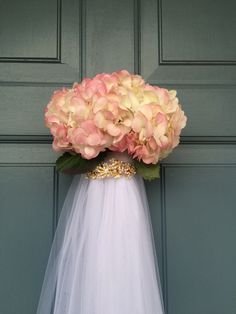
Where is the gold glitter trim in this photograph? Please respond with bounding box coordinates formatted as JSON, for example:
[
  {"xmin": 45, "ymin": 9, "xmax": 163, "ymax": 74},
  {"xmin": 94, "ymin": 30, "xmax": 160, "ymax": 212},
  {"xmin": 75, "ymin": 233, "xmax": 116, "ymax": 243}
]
[{"xmin": 85, "ymin": 158, "xmax": 136, "ymax": 179}]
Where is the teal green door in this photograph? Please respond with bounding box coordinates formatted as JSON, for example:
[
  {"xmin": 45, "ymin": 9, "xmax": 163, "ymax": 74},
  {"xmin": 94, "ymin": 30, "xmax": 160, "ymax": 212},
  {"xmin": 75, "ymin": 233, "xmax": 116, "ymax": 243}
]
[{"xmin": 1, "ymin": 0, "xmax": 236, "ymax": 313}]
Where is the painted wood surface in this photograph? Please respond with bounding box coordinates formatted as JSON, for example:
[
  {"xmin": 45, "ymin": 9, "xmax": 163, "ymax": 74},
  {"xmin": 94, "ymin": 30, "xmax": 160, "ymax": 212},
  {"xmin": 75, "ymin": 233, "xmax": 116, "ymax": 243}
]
[{"xmin": 0, "ymin": 0, "xmax": 236, "ymax": 313}]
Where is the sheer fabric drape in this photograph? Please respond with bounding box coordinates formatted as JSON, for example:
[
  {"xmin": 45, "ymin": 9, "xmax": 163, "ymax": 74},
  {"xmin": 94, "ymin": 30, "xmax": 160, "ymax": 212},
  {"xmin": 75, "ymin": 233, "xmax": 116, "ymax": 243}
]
[{"xmin": 36, "ymin": 154, "xmax": 165, "ymax": 314}]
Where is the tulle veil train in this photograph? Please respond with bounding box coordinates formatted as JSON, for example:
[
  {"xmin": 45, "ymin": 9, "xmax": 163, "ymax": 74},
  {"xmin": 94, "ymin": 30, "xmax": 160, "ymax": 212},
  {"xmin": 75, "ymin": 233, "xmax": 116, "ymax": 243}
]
[{"xmin": 36, "ymin": 152, "xmax": 165, "ymax": 314}]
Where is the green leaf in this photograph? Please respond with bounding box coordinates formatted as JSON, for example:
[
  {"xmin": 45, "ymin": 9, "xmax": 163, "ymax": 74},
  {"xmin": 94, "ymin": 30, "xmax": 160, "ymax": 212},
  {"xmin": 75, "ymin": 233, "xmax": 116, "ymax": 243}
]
[
  {"xmin": 133, "ymin": 159, "xmax": 160, "ymax": 180},
  {"xmin": 56, "ymin": 151, "xmax": 107, "ymax": 175}
]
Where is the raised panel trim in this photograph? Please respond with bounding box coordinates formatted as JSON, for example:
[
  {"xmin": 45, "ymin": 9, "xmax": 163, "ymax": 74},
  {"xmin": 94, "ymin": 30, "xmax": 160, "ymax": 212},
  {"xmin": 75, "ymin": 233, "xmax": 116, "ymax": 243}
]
[
  {"xmin": 140, "ymin": 0, "xmax": 236, "ymax": 84},
  {"xmin": 0, "ymin": 163, "xmax": 59, "ymax": 238},
  {"xmin": 134, "ymin": 0, "xmax": 141, "ymax": 74},
  {"xmin": 160, "ymin": 165, "xmax": 168, "ymax": 312},
  {"xmin": 162, "ymin": 144, "xmax": 236, "ymax": 165},
  {"xmin": 1, "ymin": 135, "xmax": 236, "ymax": 145},
  {"xmin": 0, "ymin": 0, "xmax": 81, "ymax": 83},
  {"xmin": 158, "ymin": 0, "xmax": 236, "ymax": 66},
  {"xmin": 0, "ymin": 0, "xmax": 62, "ymax": 64},
  {"xmin": 0, "ymin": 163, "xmax": 58, "ymax": 245},
  {"xmin": 53, "ymin": 167, "xmax": 60, "ymax": 233},
  {"xmin": 0, "ymin": 144, "xmax": 58, "ymax": 163},
  {"xmin": 160, "ymin": 163, "xmax": 236, "ymax": 313}
]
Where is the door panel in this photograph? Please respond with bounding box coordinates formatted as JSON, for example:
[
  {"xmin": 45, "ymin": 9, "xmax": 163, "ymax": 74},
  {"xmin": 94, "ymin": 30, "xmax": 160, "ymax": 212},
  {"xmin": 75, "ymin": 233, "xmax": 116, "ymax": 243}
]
[
  {"xmin": 0, "ymin": 0, "xmax": 80, "ymax": 82},
  {"xmin": 141, "ymin": 0, "xmax": 236, "ymax": 83},
  {"xmin": 159, "ymin": 144, "xmax": 236, "ymax": 313},
  {"xmin": 0, "ymin": 0, "xmax": 58, "ymax": 59},
  {"xmin": 164, "ymin": 165, "xmax": 236, "ymax": 314},
  {"xmin": 0, "ymin": 165, "xmax": 54, "ymax": 314},
  {"xmin": 161, "ymin": 0, "xmax": 236, "ymax": 62},
  {"xmin": 0, "ymin": 0, "xmax": 236, "ymax": 313}
]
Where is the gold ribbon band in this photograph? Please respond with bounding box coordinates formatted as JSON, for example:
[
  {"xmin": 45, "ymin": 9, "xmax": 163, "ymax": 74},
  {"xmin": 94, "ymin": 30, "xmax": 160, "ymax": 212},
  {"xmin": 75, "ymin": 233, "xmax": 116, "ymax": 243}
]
[{"xmin": 85, "ymin": 158, "xmax": 136, "ymax": 179}]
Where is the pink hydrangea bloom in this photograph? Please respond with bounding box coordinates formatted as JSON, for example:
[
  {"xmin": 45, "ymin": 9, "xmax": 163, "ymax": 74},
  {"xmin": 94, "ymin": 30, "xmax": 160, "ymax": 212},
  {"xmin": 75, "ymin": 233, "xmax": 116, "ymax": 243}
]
[{"xmin": 45, "ymin": 70, "xmax": 187, "ymax": 164}]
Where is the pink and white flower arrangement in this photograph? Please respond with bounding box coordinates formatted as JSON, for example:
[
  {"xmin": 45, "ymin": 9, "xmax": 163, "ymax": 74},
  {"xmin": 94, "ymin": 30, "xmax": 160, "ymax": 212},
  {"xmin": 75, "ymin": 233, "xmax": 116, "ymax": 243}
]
[{"xmin": 44, "ymin": 70, "xmax": 187, "ymax": 179}]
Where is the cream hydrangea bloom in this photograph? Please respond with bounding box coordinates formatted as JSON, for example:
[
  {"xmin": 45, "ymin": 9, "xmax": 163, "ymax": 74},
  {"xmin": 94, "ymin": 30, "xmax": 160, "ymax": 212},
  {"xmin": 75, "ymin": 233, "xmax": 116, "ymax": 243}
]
[{"xmin": 45, "ymin": 70, "xmax": 187, "ymax": 163}]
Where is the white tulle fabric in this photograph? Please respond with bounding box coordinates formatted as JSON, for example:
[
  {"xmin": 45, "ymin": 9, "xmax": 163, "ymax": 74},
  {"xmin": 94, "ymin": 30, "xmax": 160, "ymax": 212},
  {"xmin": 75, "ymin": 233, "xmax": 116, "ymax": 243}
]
[{"xmin": 36, "ymin": 153, "xmax": 165, "ymax": 314}]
